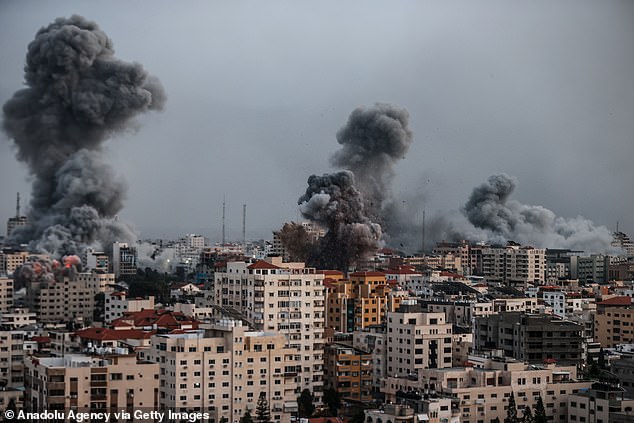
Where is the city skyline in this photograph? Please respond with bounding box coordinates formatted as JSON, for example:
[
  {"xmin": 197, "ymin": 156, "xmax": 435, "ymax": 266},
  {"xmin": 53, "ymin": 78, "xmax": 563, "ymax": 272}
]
[{"xmin": 1, "ymin": 1, "xmax": 633, "ymax": 251}]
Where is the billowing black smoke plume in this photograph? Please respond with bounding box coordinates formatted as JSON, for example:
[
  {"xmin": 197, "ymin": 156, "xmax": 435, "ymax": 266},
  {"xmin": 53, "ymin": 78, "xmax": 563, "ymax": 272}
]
[
  {"xmin": 332, "ymin": 103, "xmax": 413, "ymax": 223},
  {"xmin": 285, "ymin": 104, "xmax": 413, "ymax": 268},
  {"xmin": 2, "ymin": 15, "xmax": 165, "ymax": 257},
  {"xmin": 433, "ymin": 173, "xmax": 615, "ymax": 252},
  {"xmin": 296, "ymin": 171, "xmax": 381, "ymax": 270}
]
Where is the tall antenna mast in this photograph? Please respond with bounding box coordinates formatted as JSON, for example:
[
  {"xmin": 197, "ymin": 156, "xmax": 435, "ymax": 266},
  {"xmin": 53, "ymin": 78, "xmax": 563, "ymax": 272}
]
[
  {"xmin": 222, "ymin": 195, "xmax": 226, "ymax": 246},
  {"xmin": 16, "ymin": 192, "xmax": 20, "ymax": 218},
  {"xmin": 617, "ymin": 220, "xmax": 620, "ymax": 233},
  {"xmin": 242, "ymin": 204, "xmax": 247, "ymax": 252}
]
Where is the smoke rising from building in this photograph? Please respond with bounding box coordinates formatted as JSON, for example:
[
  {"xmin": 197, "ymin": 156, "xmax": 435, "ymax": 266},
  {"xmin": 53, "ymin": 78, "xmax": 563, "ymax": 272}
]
[
  {"xmin": 14, "ymin": 255, "xmax": 82, "ymax": 290},
  {"xmin": 433, "ymin": 173, "xmax": 616, "ymax": 252},
  {"xmin": 2, "ymin": 15, "xmax": 165, "ymax": 257},
  {"xmin": 332, "ymin": 103, "xmax": 413, "ymax": 221},
  {"xmin": 297, "ymin": 171, "xmax": 381, "ymax": 270}
]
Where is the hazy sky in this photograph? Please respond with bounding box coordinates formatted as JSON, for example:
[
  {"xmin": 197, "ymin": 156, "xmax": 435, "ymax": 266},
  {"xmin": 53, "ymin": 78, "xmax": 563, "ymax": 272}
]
[{"xmin": 1, "ymin": 0, "xmax": 633, "ymax": 248}]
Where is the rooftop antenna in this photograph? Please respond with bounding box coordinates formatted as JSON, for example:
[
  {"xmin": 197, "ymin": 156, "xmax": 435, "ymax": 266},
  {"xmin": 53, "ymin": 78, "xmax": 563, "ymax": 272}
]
[
  {"xmin": 616, "ymin": 220, "xmax": 619, "ymax": 233},
  {"xmin": 242, "ymin": 204, "xmax": 247, "ymax": 251},
  {"xmin": 16, "ymin": 192, "xmax": 20, "ymax": 218},
  {"xmin": 222, "ymin": 195, "xmax": 226, "ymax": 246}
]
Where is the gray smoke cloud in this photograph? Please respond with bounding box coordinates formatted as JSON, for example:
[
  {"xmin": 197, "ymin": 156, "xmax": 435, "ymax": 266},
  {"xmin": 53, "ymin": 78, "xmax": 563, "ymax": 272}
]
[
  {"xmin": 433, "ymin": 173, "xmax": 616, "ymax": 252},
  {"xmin": 332, "ymin": 103, "xmax": 413, "ymax": 226},
  {"xmin": 2, "ymin": 15, "xmax": 165, "ymax": 257},
  {"xmin": 297, "ymin": 171, "xmax": 381, "ymax": 270}
]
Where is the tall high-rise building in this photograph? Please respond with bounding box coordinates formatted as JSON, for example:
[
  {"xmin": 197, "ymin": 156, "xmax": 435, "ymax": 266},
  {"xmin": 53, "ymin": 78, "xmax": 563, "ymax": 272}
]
[
  {"xmin": 212, "ymin": 258, "xmax": 326, "ymax": 403},
  {"xmin": 112, "ymin": 242, "xmax": 137, "ymax": 277},
  {"xmin": 6, "ymin": 193, "xmax": 27, "ymax": 238}
]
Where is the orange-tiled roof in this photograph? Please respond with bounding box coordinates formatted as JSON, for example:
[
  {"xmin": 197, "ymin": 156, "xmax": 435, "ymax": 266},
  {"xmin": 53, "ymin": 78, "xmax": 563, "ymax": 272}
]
[
  {"xmin": 111, "ymin": 309, "xmax": 199, "ymax": 330},
  {"xmin": 598, "ymin": 296, "xmax": 632, "ymax": 306},
  {"xmin": 31, "ymin": 336, "xmax": 50, "ymax": 343},
  {"xmin": 109, "ymin": 292, "xmax": 126, "ymax": 297},
  {"xmin": 247, "ymin": 260, "xmax": 280, "ymax": 270},
  {"xmin": 75, "ymin": 327, "xmax": 155, "ymax": 341}
]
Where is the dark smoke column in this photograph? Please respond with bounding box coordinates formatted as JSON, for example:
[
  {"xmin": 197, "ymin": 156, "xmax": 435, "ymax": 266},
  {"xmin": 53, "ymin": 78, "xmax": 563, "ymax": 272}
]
[
  {"xmin": 2, "ymin": 15, "xmax": 165, "ymax": 256},
  {"xmin": 298, "ymin": 171, "xmax": 381, "ymax": 271},
  {"xmin": 332, "ymin": 103, "xmax": 413, "ymax": 223}
]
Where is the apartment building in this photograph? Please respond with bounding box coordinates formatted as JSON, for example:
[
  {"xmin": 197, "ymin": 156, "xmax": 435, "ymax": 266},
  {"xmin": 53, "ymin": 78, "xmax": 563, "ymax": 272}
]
[
  {"xmin": 424, "ymin": 300, "xmax": 495, "ymax": 327},
  {"xmin": 324, "ymin": 343, "xmax": 373, "ymax": 403},
  {"xmin": 0, "ymin": 277, "xmax": 13, "ymax": 312},
  {"xmin": 383, "ymin": 358, "xmax": 592, "ymax": 423},
  {"xmin": 75, "ymin": 271, "xmax": 115, "ymax": 293},
  {"xmin": 112, "ymin": 242, "xmax": 137, "ymax": 277},
  {"xmin": 474, "ymin": 312, "xmax": 584, "ymax": 365},
  {"xmin": 105, "ymin": 291, "xmax": 154, "ymax": 323},
  {"xmin": 83, "ymin": 248, "xmax": 109, "ymax": 273},
  {"xmin": 325, "ymin": 271, "xmax": 405, "ymax": 333},
  {"xmin": 0, "ymin": 330, "xmax": 26, "ymax": 388},
  {"xmin": 594, "ymin": 296, "xmax": 634, "ymax": 348},
  {"xmin": 213, "ymin": 258, "xmax": 326, "ymax": 402},
  {"xmin": 27, "ymin": 277, "xmax": 98, "ymax": 324},
  {"xmin": 24, "ymin": 353, "xmax": 159, "ymax": 415},
  {"xmin": 143, "ymin": 321, "xmax": 297, "ymax": 423},
  {"xmin": 0, "ymin": 251, "xmax": 29, "ymax": 276},
  {"xmin": 353, "ymin": 329, "xmax": 387, "ymax": 392},
  {"xmin": 481, "ymin": 245, "xmax": 545, "ymax": 286},
  {"xmin": 387, "ymin": 305, "xmax": 454, "ymax": 377},
  {"xmin": 0, "ymin": 308, "xmax": 36, "ymax": 329},
  {"xmin": 567, "ymin": 382, "xmax": 634, "ymax": 423}
]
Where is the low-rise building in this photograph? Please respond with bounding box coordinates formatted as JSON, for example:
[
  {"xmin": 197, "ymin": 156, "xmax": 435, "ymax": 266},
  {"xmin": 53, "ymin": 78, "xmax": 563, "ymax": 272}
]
[
  {"xmin": 383, "ymin": 358, "xmax": 592, "ymax": 423},
  {"xmin": 105, "ymin": 291, "xmax": 154, "ymax": 323}
]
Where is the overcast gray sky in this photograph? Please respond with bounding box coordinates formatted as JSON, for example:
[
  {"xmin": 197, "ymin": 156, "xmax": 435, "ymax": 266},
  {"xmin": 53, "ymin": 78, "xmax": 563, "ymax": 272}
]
[{"xmin": 1, "ymin": 0, "xmax": 633, "ymax": 248}]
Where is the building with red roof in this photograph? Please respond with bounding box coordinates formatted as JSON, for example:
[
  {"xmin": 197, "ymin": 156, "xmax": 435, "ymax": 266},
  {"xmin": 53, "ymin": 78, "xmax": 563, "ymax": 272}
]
[{"xmin": 595, "ymin": 295, "xmax": 634, "ymax": 347}]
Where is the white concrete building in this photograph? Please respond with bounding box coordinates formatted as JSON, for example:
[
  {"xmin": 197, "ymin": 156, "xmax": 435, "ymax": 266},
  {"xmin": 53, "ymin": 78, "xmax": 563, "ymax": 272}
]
[{"xmin": 386, "ymin": 305, "xmax": 454, "ymax": 377}]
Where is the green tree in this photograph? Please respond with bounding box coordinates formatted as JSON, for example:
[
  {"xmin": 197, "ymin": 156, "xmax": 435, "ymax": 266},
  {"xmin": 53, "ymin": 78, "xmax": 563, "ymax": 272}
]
[
  {"xmin": 240, "ymin": 410, "xmax": 254, "ymax": 423},
  {"xmin": 521, "ymin": 405, "xmax": 534, "ymax": 423},
  {"xmin": 298, "ymin": 388, "xmax": 316, "ymax": 418},
  {"xmin": 491, "ymin": 418, "xmax": 501, "ymax": 423},
  {"xmin": 255, "ymin": 392, "xmax": 272, "ymax": 423},
  {"xmin": 534, "ymin": 395, "xmax": 547, "ymax": 423},
  {"xmin": 504, "ymin": 391, "xmax": 518, "ymax": 423},
  {"xmin": 323, "ymin": 386, "xmax": 342, "ymax": 416}
]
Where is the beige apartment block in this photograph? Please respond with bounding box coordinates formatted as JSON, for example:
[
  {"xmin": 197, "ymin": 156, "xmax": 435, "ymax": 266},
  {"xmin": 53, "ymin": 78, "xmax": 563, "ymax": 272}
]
[
  {"xmin": 383, "ymin": 358, "xmax": 592, "ymax": 423},
  {"xmin": 0, "ymin": 277, "xmax": 13, "ymax": 312},
  {"xmin": 142, "ymin": 321, "xmax": 298, "ymax": 423},
  {"xmin": 567, "ymin": 382, "xmax": 634, "ymax": 423},
  {"xmin": 24, "ymin": 353, "xmax": 159, "ymax": 416},
  {"xmin": 594, "ymin": 296, "xmax": 634, "ymax": 348},
  {"xmin": 28, "ymin": 278, "xmax": 97, "ymax": 324},
  {"xmin": 387, "ymin": 305, "xmax": 454, "ymax": 376},
  {"xmin": 0, "ymin": 330, "xmax": 26, "ymax": 388},
  {"xmin": 213, "ymin": 258, "xmax": 326, "ymax": 402},
  {"xmin": 0, "ymin": 308, "xmax": 36, "ymax": 329}
]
